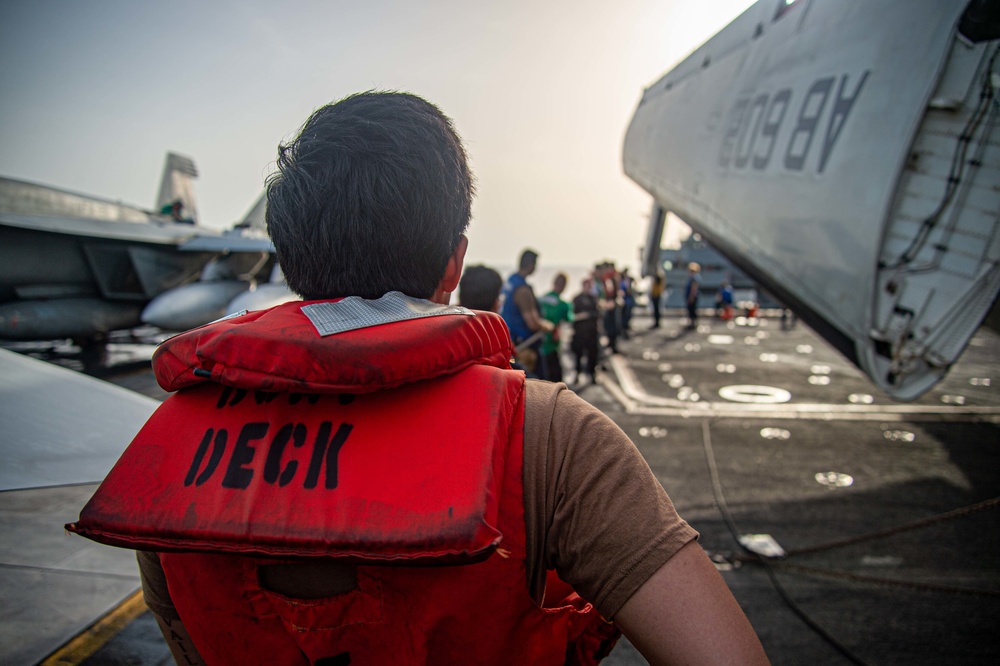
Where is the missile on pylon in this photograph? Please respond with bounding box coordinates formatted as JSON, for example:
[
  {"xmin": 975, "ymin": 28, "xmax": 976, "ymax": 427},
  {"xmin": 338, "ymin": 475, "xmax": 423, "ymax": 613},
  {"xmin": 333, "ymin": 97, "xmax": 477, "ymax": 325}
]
[
  {"xmin": 141, "ymin": 280, "xmax": 251, "ymax": 331},
  {"xmin": 0, "ymin": 298, "xmax": 143, "ymax": 341}
]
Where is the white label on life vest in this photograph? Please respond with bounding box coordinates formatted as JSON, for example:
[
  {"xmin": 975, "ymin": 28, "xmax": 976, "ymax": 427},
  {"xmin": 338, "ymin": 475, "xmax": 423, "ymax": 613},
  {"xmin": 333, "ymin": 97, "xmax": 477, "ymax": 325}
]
[{"xmin": 302, "ymin": 291, "xmax": 474, "ymax": 337}]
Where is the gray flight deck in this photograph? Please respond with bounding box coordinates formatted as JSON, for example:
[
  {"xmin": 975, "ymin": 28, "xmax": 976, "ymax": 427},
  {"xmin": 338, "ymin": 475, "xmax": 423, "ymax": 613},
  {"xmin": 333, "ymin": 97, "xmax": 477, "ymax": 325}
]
[
  {"xmin": 0, "ymin": 349, "xmax": 157, "ymax": 665},
  {"xmin": 1, "ymin": 309, "xmax": 997, "ymax": 665},
  {"xmin": 597, "ymin": 312, "xmax": 1000, "ymax": 665}
]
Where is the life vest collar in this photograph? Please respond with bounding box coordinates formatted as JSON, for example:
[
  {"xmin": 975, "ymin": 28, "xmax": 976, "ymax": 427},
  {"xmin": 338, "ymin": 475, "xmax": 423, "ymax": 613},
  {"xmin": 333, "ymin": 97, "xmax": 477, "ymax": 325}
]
[{"xmin": 153, "ymin": 295, "xmax": 514, "ymax": 395}]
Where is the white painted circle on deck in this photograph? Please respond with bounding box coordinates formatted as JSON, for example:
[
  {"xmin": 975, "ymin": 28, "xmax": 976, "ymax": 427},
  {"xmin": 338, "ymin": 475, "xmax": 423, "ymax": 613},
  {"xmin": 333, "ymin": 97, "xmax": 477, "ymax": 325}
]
[
  {"xmin": 718, "ymin": 385, "xmax": 792, "ymax": 403},
  {"xmin": 815, "ymin": 472, "xmax": 854, "ymax": 488}
]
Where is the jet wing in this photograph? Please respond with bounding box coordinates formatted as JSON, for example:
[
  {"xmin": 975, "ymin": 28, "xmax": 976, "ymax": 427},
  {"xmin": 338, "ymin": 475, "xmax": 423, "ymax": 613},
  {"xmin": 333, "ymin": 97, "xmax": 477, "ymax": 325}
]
[
  {"xmin": 0, "ymin": 212, "xmax": 205, "ymax": 245},
  {"xmin": 180, "ymin": 232, "xmax": 275, "ymax": 253},
  {"xmin": 624, "ymin": 0, "xmax": 999, "ymax": 400}
]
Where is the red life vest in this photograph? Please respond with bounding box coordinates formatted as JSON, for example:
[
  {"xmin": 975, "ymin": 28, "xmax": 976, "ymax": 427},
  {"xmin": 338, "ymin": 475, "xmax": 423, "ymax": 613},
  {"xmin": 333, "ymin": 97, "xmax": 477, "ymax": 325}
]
[{"xmin": 68, "ymin": 299, "xmax": 618, "ymax": 664}]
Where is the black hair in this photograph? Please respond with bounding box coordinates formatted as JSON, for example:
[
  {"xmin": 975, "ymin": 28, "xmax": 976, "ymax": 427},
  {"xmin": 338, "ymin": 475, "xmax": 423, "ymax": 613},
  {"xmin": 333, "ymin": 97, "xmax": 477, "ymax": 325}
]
[
  {"xmin": 265, "ymin": 91, "xmax": 475, "ymax": 300},
  {"xmin": 458, "ymin": 264, "xmax": 503, "ymax": 312},
  {"xmin": 518, "ymin": 249, "xmax": 539, "ymax": 271}
]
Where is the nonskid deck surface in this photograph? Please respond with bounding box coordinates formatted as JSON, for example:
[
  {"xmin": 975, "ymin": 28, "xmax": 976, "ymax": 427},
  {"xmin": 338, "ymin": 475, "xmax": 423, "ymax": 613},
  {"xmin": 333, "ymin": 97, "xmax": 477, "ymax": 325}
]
[
  {"xmin": 3, "ymin": 311, "xmax": 997, "ymax": 665},
  {"xmin": 589, "ymin": 313, "xmax": 1000, "ymax": 666}
]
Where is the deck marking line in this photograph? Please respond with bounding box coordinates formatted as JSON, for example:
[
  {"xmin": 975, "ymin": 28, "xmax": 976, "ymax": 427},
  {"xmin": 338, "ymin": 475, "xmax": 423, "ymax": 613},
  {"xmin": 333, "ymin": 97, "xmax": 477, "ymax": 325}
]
[
  {"xmin": 41, "ymin": 589, "xmax": 147, "ymax": 666},
  {"xmin": 604, "ymin": 356, "xmax": 1000, "ymax": 421}
]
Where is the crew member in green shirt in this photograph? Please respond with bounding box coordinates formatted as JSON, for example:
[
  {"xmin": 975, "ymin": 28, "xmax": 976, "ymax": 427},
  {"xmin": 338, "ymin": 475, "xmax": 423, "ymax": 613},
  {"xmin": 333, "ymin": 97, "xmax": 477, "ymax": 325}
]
[{"xmin": 537, "ymin": 272, "xmax": 572, "ymax": 382}]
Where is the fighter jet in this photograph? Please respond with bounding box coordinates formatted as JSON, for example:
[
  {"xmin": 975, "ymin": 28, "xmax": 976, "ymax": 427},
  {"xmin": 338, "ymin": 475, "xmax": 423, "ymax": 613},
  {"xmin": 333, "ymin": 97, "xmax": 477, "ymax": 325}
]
[
  {"xmin": 624, "ymin": 0, "xmax": 999, "ymax": 401},
  {"xmin": 0, "ymin": 153, "xmax": 285, "ymax": 342}
]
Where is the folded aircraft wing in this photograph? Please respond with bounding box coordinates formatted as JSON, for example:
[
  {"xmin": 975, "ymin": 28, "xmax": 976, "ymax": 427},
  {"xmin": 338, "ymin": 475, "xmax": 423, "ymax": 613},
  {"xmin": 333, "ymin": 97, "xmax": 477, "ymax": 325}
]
[{"xmin": 624, "ymin": 0, "xmax": 999, "ymax": 400}]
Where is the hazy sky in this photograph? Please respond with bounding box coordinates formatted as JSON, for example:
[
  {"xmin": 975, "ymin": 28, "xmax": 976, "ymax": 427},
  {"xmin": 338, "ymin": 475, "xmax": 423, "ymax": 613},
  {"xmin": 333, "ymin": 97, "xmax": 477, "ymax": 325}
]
[{"xmin": 0, "ymin": 0, "xmax": 754, "ymax": 270}]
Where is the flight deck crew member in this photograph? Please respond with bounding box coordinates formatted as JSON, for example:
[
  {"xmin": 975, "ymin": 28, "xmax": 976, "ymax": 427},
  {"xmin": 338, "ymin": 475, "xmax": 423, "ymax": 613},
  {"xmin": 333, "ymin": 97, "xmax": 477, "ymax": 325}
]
[
  {"xmin": 500, "ymin": 249, "xmax": 554, "ymax": 376},
  {"xmin": 458, "ymin": 264, "xmax": 504, "ymax": 312},
  {"xmin": 68, "ymin": 91, "xmax": 769, "ymax": 666},
  {"xmin": 685, "ymin": 261, "xmax": 702, "ymax": 328},
  {"xmin": 537, "ymin": 271, "xmax": 572, "ymax": 382},
  {"xmin": 571, "ymin": 277, "xmax": 601, "ymax": 384},
  {"xmin": 650, "ymin": 271, "xmax": 665, "ymax": 329}
]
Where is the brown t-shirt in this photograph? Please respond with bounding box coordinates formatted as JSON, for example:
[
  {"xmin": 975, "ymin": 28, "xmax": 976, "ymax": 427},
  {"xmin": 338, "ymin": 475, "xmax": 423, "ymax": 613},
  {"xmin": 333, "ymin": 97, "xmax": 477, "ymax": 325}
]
[{"xmin": 138, "ymin": 379, "xmax": 697, "ymax": 621}]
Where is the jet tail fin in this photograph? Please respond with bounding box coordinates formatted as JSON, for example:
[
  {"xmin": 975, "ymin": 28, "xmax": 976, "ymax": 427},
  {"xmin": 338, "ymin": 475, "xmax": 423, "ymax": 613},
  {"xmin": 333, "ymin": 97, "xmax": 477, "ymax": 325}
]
[
  {"xmin": 156, "ymin": 152, "xmax": 199, "ymax": 223},
  {"xmin": 235, "ymin": 193, "xmax": 266, "ymax": 232}
]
